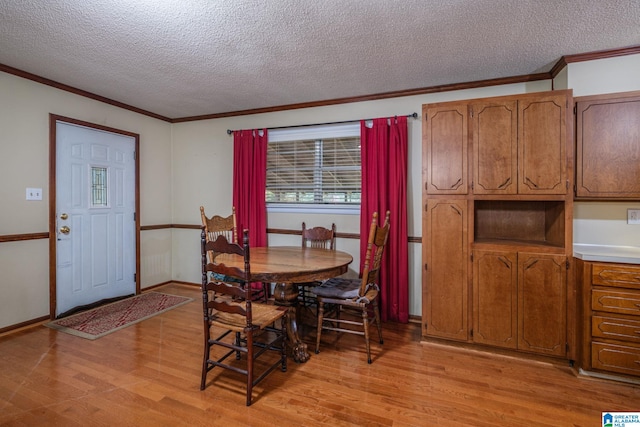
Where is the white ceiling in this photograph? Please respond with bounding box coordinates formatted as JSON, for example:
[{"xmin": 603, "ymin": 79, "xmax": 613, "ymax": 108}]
[{"xmin": 1, "ymin": 0, "xmax": 639, "ymax": 120}]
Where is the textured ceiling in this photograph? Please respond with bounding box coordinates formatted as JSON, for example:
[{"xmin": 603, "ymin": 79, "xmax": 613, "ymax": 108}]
[{"xmin": 1, "ymin": 0, "xmax": 639, "ymax": 120}]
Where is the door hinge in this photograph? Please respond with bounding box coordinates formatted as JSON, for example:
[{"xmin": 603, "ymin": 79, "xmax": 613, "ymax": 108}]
[
  {"xmin": 469, "ymin": 107, "xmax": 474, "ymax": 118},
  {"xmin": 133, "ymin": 212, "xmax": 136, "ymax": 221},
  {"xmin": 470, "ymin": 329, "xmax": 473, "ymax": 338},
  {"xmin": 134, "ymin": 273, "xmax": 137, "ymax": 282},
  {"xmin": 424, "ymin": 263, "xmax": 428, "ymax": 271},
  {"xmin": 566, "ymin": 342, "xmax": 569, "ymax": 353},
  {"xmin": 471, "ymin": 181, "xmax": 474, "ymax": 190},
  {"xmin": 470, "ymin": 253, "xmax": 474, "ymax": 262},
  {"xmin": 573, "ymin": 104, "xmax": 577, "ymax": 114},
  {"xmin": 566, "ymin": 260, "xmax": 570, "ymax": 270},
  {"xmin": 134, "ymin": 151, "xmax": 137, "ymax": 160},
  {"xmin": 566, "ymin": 180, "xmax": 569, "ymax": 190}
]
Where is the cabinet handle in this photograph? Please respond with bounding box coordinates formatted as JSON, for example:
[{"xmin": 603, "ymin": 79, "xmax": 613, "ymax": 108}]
[
  {"xmin": 524, "ymin": 177, "xmax": 539, "ymax": 188},
  {"xmin": 497, "ymin": 177, "xmax": 511, "ymax": 189},
  {"xmin": 449, "ymin": 178, "xmax": 462, "ymax": 189},
  {"xmin": 498, "ymin": 256, "xmax": 511, "ymax": 269},
  {"xmin": 450, "ymin": 205, "xmax": 462, "ymax": 216}
]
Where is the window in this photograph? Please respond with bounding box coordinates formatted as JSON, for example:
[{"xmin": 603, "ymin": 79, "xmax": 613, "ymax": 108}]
[
  {"xmin": 90, "ymin": 166, "xmax": 108, "ymax": 207},
  {"xmin": 267, "ymin": 123, "xmax": 360, "ymax": 213}
]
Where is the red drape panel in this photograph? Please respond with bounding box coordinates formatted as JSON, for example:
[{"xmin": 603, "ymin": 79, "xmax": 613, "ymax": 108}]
[
  {"xmin": 232, "ymin": 129, "xmax": 268, "ymax": 248},
  {"xmin": 360, "ymin": 117, "xmax": 409, "ymax": 323}
]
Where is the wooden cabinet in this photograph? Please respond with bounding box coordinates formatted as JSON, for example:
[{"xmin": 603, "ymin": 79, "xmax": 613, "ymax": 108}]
[
  {"xmin": 423, "ymin": 103, "xmax": 468, "ymax": 195},
  {"xmin": 517, "ymin": 253, "xmax": 567, "ymax": 357},
  {"xmin": 473, "ymin": 249, "xmax": 517, "ymax": 348},
  {"xmin": 423, "ymin": 199, "xmax": 468, "ymax": 341},
  {"xmin": 471, "ymin": 93, "xmax": 568, "ymax": 195},
  {"xmin": 576, "ymin": 91, "xmax": 640, "ymax": 199},
  {"xmin": 422, "ymin": 89, "xmax": 574, "ymax": 361},
  {"xmin": 579, "ymin": 261, "xmax": 640, "ymax": 378},
  {"xmin": 517, "ymin": 94, "xmax": 568, "ymax": 195},
  {"xmin": 472, "ymin": 250, "xmax": 567, "ymax": 357}
]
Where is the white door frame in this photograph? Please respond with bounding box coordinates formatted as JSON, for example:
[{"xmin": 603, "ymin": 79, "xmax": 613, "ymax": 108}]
[{"xmin": 49, "ymin": 114, "xmax": 140, "ymax": 318}]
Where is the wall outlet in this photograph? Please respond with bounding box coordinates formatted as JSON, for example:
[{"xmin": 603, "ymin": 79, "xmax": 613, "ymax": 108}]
[
  {"xmin": 26, "ymin": 187, "xmax": 42, "ymax": 201},
  {"xmin": 628, "ymin": 209, "xmax": 640, "ymax": 224}
]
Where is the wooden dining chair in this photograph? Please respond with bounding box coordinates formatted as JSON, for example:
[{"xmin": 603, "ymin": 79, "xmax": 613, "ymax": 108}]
[
  {"xmin": 200, "ymin": 206, "xmax": 269, "ymax": 301},
  {"xmin": 298, "ymin": 222, "xmax": 336, "ymax": 310},
  {"xmin": 314, "ymin": 211, "xmax": 390, "ymax": 363},
  {"xmin": 200, "ymin": 229, "xmax": 288, "ymax": 406}
]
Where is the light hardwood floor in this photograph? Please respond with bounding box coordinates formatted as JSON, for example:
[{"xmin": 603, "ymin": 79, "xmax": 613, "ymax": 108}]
[{"xmin": 0, "ymin": 283, "xmax": 638, "ymax": 426}]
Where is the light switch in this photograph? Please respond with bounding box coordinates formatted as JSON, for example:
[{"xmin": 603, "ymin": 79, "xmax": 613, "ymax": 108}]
[
  {"xmin": 628, "ymin": 209, "xmax": 640, "ymax": 224},
  {"xmin": 26, "ymin": 187, "xmax": 42, "ymax": 201}
]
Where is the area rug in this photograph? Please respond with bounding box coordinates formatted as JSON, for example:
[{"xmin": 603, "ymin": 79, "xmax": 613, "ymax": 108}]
[{"xmin": 45, "ymin": 292, "xmax": 193, "ymax": 340}]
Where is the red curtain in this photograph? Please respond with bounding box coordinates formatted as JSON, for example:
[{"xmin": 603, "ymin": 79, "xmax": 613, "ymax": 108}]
[
  {"xmin": 360, "ymin": 117, "xmax": 409, "ymax": 323},
  {"xmin": 232, "ymin": 129, "xmax": 268, "ymax": 248}
]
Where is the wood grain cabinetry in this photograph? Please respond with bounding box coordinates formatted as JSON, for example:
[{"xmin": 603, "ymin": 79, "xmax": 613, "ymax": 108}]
[
  {"xmin": 423, "ymin": 199, "xmax": 468, "ymax": 341},
  {"xmin": 422, "ymin": 89, "xmax": 574, "ymax": 361},
  {"xmin": 472, "ymin": 250, "xmax": 567, "ymax": 357},
  {"xmin": 472, "ymin": 93, "xmax": 568, "ymax": 195},
  {"xmin": 579, "ymin": 260, "xmax": 640, "ymax": 378},
  {"xmin": 576, "ymin": 91, "xmax": 640, "ymax": 199},
  {"xmin": 424, "ymin": 103, "xmax": 468, "ymax": 195}
]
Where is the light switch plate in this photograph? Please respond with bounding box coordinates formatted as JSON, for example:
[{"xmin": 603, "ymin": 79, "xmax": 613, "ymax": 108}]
[
  {"xmin": 26, "ymin": 187, "xmax": 42, "ymax": 201},
  {"xmin": 628, "ymin": 209, "xmax": 640, "ymax": 224}
]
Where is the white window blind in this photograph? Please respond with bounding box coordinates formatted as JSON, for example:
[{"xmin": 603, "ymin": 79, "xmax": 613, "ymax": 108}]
[{"xmin": 266, "ymin": 123, "xmax": 361, "ymax": 210}]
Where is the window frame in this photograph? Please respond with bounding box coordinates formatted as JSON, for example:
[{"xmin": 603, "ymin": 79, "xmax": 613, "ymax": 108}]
[{"xmin": 266, "ymin": 123, "xmax": 361, "ymax": 215}]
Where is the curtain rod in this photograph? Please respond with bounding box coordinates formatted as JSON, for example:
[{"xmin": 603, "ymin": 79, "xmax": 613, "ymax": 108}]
[{"xmin": 226, "ymin": 112, "xmax": 418, "ymax": 135}]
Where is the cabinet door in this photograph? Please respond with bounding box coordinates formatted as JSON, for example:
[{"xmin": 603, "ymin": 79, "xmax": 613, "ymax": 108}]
[
  {"xmin": 576, "ymin": 94, "xmax": 640, "ymax": 198},
  {"xmin": 424, "ymin": 103, "xmax": 468, "ymax": 195},
  {"xmin": 518, "ymin": 94, "xmax": 567, "ymax": 195},
  {"xmin": 471, "ymin": 101, "xmax": 517, "ymax": 194},
  {"xmin": 423, "ymin": 200, "xmax": 468, "ymax": 341},
  {"xmin": 518, "ymin": 253, "xmax": 567, "ymax": 356},
  {"xmin": 472, "ymin": 249, "xmax": 517, "ymax": 348}
]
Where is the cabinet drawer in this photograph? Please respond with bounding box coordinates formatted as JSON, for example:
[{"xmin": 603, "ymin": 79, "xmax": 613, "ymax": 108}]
[
  {"xmin": 592, "ymin": 263, "xmax": 640, "ymax": 290},
  {"xmin": 592, "ymin": 342, "xmax": 640, "ymax": 376},
  {"xmin": 592, "ymin": 315, "xmax": 640, "ymax": 344},
  {"xmin": 592, "ymin": 289, "xmax": 640, "ymax": 316}
]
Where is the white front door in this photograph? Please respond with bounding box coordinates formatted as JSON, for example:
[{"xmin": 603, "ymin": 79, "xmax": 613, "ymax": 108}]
[{"xmin": 55, "ymin": 120, "xmax": 136, "ymax": 316}]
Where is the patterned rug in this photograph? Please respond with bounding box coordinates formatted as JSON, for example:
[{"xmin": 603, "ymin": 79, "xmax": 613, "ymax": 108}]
[{"xmin": 45, "ymin": 292, "xmax": 193, "ymax": 340}]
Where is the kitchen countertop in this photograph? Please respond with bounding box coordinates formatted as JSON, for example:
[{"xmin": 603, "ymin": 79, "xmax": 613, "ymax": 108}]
[{"xmin": 573, "ymin": 244, "xmax": 640, "ymax": 264}]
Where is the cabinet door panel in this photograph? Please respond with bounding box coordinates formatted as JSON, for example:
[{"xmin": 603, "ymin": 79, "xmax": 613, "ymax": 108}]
[
  {"xmin": 592, "ymin": 342, "xmax": 640, "ymax": 376},
  {"xmin": 424, "ymin": 104, "xmax": 468, "ymax": 194},
  {"xmin": 576, "ymin": 94, "xmax": 640, "ymax": 198},
  {"xmin": 472, "ymin": 250, "xmax": 517, "ymax": 348},
  {"xmin": 518, "ymin": 95, "xmax": 567, "ymax": 194},
  {"xmin": 518, "ymin": 253, "xmax": 567, "ymax": 356},
  {"xmin": 424, "ymin": 200, "xmax": 468, "ymax": 341},
  {"xmin": 472, "ymin": 101, "xmax": 517, "ymax": 194}
]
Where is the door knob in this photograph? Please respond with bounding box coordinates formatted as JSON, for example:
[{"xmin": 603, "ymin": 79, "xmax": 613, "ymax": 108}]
[
  {"xmin": 59, "ymin": 226, "xmax": 70, "ymax": 234},
  {"xmin": 60, "ymin": 213, "xmax": 68, "ymax": 220}
]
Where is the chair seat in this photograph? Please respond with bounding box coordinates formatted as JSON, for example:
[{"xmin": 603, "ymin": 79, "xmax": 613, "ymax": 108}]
[
  {"xmin": 314, "ymin": 277, "xmax": 379, "ymax": 303},
  {"xmin": 210, "ymin": 302, "xmax": 286, "ymax": 332},
  {"xmin": 313, "ymin": 277, "xmax": 359, "ymax": 299}
]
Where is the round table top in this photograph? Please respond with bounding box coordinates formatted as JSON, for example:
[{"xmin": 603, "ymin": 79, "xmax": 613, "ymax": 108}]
[{"xmin": 216, "ymin": 246, "xmax": 353, "ymax": 283}]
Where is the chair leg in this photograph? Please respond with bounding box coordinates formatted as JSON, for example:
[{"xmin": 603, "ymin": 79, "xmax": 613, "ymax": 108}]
[
  {"xmin": 235, "ymin": 332, "xmax": 242, "ymax": 360},
  {"xmin": 281, "ymin": 312, "xmax": 288, "ymax": 372},
  {"xmin": 246, "ymin": 331, "xmax": 253, "ymax": 406},
  {"xmin": 201, "ymin": 326, "xmax": 210, "ymax": 390},
  {"xmin": 362, "ymin": 308, "xmax": 372, "ymax": 364},
  {"xmin": 315, "ymin": 301, "xmax": 324, "ymax": 354},
  {"xmin": 373, "ymin": 301, "xmax": 383, "ymax": 345}
]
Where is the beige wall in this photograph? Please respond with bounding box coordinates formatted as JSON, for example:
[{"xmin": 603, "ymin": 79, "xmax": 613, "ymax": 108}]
[
  {"xmin": 1, "ymin": 53, "xmax": 638, "ymax": 329},
  {"xmin": 0, "ymin": 72, "xmax": 173, "ymax": 328}
]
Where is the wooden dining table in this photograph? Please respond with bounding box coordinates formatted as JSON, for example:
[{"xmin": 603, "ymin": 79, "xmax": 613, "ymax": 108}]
[{"xmin": 217, "ymin": 246, "xmax": 353, "ymax": 363}]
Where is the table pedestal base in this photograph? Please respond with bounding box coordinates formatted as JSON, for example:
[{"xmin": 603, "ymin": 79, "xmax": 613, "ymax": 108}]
[{"xmin": 272, "ymin": 282, "xmax": 310, "ymax": 363}]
